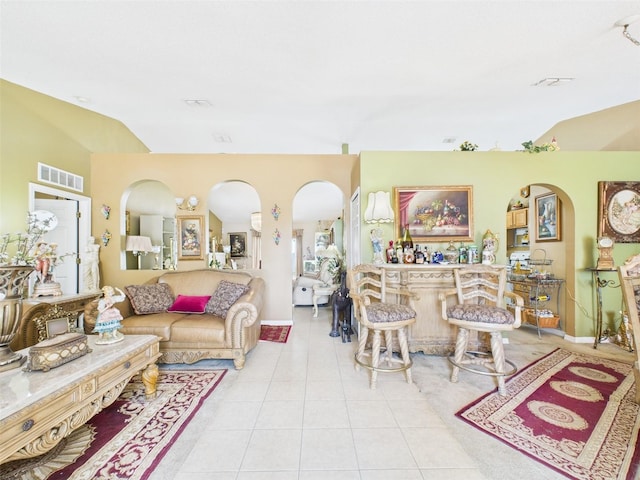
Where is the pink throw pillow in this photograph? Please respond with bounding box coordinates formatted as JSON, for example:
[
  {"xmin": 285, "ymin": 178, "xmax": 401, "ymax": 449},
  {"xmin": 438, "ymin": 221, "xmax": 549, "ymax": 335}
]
[{"xmin": 167, "ymin": 295, "xmax": 212, "ymax": 314}]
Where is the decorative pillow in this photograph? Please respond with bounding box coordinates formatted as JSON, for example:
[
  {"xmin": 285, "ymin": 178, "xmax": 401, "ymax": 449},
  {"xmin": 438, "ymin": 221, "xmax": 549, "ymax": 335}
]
[
  {"xmin": 125, "ymin": 283, "xmax": 174, "ymax": 315},
  {"xmin": 167, "ymin": 295, "xmax": 211, "ymax": 314},
  {"xmin": 205, "ymin": 280, "xmax": 250, "ymax": 318}
]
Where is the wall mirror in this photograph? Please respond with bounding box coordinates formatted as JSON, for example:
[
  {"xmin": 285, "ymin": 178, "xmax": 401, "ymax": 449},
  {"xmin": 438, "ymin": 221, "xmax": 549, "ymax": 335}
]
[
  {"xmin": 208, "ymin": 181, "xmax": 261, "ymax": 270},
  {"xmin": 122, "ymin": 180, "xmax": 176, "ymax": 270}
]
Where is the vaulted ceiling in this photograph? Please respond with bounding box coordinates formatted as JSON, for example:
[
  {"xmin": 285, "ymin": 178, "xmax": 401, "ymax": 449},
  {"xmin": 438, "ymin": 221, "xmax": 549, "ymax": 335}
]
[{"xmin": 2, "ymin": 1, "xmax": 639, "ymax": 155}]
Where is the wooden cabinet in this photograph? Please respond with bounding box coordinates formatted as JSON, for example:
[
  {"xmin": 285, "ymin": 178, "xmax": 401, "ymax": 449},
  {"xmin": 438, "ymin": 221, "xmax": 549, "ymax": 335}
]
[
  {"xmin": 506, "ymin": 208, "xmax": 528, "ymax": 228},
  {"xmin": 140, "ymin": 214, "xmax": 176, "ymax": 269}
]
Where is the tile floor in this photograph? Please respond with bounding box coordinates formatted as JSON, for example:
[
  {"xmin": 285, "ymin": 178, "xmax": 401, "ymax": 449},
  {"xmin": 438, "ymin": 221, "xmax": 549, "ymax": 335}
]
[{"xmin": 152, "ymin": 306, "xmax": 635, "ymax": 480}]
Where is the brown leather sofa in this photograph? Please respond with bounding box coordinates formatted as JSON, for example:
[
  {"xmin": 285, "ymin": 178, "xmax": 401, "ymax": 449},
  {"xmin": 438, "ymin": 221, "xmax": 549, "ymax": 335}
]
[{"xmin": 84, "ymin": 269, "xmax": 264, "ymax": 369}]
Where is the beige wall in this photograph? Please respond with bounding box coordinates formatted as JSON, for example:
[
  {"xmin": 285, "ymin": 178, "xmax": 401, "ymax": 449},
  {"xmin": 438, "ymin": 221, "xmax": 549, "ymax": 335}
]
[{"xmin": 90, "ymin": 153, "xmax": 357, "ymax": 321}]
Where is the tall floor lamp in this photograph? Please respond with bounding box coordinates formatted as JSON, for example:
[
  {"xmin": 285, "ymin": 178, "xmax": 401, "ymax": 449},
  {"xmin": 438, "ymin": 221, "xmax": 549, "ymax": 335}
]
[{"xmin": 125, "ymin": 235, "xmax": 153, "ymax": 270}]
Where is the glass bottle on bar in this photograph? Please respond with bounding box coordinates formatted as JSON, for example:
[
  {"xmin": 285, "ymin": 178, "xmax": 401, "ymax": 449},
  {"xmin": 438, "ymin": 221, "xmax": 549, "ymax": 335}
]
[{"xmin": 401, "ymin": 224, "xmax": 414, "ymax": 251}]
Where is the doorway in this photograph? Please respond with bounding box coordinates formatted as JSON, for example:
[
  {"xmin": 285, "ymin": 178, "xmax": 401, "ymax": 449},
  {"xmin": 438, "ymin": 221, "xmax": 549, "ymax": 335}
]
[{"xmin": 29, "ymin": 183, "xmax": 91, "ymax": 294}]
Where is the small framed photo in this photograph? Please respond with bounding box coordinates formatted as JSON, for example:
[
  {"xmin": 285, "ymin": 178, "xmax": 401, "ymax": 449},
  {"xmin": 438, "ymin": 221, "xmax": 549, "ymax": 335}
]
[
  {"xmin": 535, "ymin": 192, "xmax": 561, "ymax": 241},
  {"xmin": 229, "ymin": 232, "xmax": 247, "ymax": 258},
  {"xmin": 304, "ymin": 260, "xmax": 317, "ymax": 274},
  {"xmin": 177, "ymin": 216, "xmax": 204, "ymax": 260},
  {"xmin": 598, "ymin": 181, "xmax": 640, "ymax": 243},
  {"xmin": 46, "ymin": 317, "xmax": 71, "ymax": 338},
  {"xmin": 393, "ymin": 185, "xmax": 473, "ymax": 242}
]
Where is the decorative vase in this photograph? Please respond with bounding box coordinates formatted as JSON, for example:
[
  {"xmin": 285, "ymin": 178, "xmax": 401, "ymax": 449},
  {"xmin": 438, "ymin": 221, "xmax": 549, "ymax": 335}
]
[{"xmin": 0, "ymin": 266, "xmax": 34, "ymax": 371}]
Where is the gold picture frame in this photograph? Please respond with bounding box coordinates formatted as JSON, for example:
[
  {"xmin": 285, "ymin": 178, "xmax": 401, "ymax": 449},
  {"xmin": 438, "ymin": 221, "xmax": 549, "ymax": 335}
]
[
  {"xmin": 177, "ymin": 216, "xmax": 204, "ymax": 260},
  {"xmin": 393, "ymin": 185, "xmax": 473, "ymax": 242},
  {"xmin": 535, "ymin": 192, "xmax": 561, "ymax": 241},
  {"xmin": 598, "ymin": 181, "xmax": 640, "ymax": 243}
]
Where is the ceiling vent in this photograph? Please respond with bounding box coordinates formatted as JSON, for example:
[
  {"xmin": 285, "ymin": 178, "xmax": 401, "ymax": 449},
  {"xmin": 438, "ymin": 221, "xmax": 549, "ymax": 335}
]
[
  {"xmin": 38, "ymin": 162, "xmax": 84, "ymax": 192},
  {"xmin": 183, "ymin": 99, "xmax": 212, "ymax": 107}
]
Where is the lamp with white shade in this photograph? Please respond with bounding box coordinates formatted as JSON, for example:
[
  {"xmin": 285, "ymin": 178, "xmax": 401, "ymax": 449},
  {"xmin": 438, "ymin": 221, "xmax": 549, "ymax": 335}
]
[
  {"xmin": 175, "ymin": 195, "xmax": 199, "ymax": 211},
  {"xmin": 125, "ymin": 235, "xmax": 153, "ymax": 270},
  {"xmin": 364, "ymin": 191, "xmax": 394, "ymax": 265}
]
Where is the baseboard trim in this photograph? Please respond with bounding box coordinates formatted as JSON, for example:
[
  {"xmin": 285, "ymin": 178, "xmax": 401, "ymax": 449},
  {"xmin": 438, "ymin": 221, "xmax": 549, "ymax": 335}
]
[{"xmin": 261, "ymin": 319, "xmax": 294, "ymax": 326}]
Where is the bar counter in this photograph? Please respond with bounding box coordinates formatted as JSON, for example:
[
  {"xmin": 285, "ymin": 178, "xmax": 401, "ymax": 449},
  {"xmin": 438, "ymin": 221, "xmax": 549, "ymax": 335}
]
[{"xmin": 379, "ymin": 263, "xmax": 491, "ymax": 355}]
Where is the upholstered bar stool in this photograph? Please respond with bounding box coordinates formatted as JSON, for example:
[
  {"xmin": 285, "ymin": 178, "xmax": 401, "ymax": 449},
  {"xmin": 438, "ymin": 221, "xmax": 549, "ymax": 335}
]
[
  {"xmin": 348, "ymin": 264, "xmax": 417, "ymax": 389},
  {"xmin": 439, "ymin": 265, "xmax": 523, "ymax": 396}
]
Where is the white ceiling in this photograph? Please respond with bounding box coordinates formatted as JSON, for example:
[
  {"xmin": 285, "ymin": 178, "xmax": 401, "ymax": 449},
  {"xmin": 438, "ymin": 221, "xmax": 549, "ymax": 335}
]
[{"xmin": 2, "ymin": 1, "xmax": 639, "ymax": 156}]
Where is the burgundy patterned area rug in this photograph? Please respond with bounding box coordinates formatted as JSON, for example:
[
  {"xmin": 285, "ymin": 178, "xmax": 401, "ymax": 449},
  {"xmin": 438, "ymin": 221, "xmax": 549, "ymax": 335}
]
[
  {"xmin": 456, "ymin": 348, "xmax": 640, "ymax": 480},
  {"xmin": 1, "ymin": 369, "xmax": 226, "ymax": 480},
  {"xmin": 259, "ymin": 324, "xmax": 291, "ymax": 343}
]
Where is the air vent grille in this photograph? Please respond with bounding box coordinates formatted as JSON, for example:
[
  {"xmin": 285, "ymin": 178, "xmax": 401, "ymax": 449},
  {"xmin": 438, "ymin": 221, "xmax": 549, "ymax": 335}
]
[{"xmin": 38, "ymin": 162, "xmax": 84, "ymax": 192}]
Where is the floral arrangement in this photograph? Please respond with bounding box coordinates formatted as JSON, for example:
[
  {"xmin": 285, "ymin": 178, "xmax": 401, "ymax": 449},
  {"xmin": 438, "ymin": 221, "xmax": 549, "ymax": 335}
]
[
  {"xmin": 521, "ymin": 137, "xmax": 559, "ymax": 153},
  {"xmin": 0, "ymin": 212, "xmax": 54, "ymax": 266},
  {"xmin": 458, "ymin": 141, "xmax": 478, "ymax": 151}
]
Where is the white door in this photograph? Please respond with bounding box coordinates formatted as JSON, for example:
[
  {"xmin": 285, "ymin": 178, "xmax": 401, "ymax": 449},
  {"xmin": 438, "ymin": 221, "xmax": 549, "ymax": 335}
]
[{"xmin": 34, "ymin": 198, "xmax": 79, "ymax": 294}]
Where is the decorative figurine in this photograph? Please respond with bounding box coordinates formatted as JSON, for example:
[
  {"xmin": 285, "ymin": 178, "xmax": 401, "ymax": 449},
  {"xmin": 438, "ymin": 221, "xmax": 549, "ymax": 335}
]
[
  {"xmin": 101, "ymin": 229, "xmax": 112, "ymax": 247},
  {"xmin": 93, "ymin": 285, "xmax": 125, "ymax": 344},
  {"xmin": 83, "ymin": 236, "xmax": 100, "ymax": 292},
  {"xmin": 101, "ymin": 204, "xmax": 111, "ymax": 220}
]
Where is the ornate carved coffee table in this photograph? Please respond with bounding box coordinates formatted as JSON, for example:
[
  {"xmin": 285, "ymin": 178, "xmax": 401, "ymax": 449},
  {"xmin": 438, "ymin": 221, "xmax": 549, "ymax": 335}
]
[{"xmin": 0, "ymin": 334, "xmax": 160, "ymax": 465}]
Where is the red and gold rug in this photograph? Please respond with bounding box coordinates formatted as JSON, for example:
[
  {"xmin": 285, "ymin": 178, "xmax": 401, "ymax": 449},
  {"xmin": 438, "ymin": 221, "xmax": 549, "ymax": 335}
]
[
  {"xmin": 259, "ymin": 324, "xmax": 291, "ymax": 343},
  {"xmin": 456, "ymin": 348, "xmax": 639, "ymax": 480},
  {"xmin": 1, "ymin": 369, "xmax": 226, "ymax": 480}
]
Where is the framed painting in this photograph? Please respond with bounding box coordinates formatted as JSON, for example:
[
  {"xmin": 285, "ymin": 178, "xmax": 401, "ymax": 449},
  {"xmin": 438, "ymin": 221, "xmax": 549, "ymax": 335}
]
[
  {"xmin": 598, "ymin": 181, "xmax": 640, "ymax": 243},
  {"xmin": 393, "ymin": 185, "xmax": 473, "ymax": 242},
  {"xmin": 177, "ymin": 216, "xmax": 204, "ymax": 260},
  {"xmin": 535, "ymin": 192, "xmax": 561, "ymax": 241},
  {"xmin": 229, "ymin": 232, "xmax": 247, "ymax": 257}
]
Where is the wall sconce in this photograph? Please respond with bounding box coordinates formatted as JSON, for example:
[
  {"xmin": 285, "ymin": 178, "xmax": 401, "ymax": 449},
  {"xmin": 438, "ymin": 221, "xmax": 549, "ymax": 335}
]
[
  {"xmin": 125, "ymin": 235, "xmax": 153, "ymax": 269},
  {"xmin": 175, "ymin": 195, "xmax": 199, "ymax": 211},
  {"xmin": 364, "ymin": 191, "xmax": 394, "ymax": 265}
]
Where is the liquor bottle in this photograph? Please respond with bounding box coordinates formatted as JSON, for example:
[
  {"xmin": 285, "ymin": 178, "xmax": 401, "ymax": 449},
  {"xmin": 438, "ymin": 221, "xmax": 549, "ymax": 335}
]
[
  {"xmin": 458, "ymin": 243, "xmax": 468, "ymax": 264},
  {"xmin": 401, "ymin": 224, "xmax": 414, "ymax": 251},
  {"xmin": 386, "ymin": 241, "xmax": 395, "ymax": 263},
  {"xmin": 415, "ymin": 245, "xmax": 425, "ymax": 264}
]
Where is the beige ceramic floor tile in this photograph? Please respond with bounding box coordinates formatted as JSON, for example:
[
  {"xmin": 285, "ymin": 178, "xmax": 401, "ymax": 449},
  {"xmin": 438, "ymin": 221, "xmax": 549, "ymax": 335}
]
[
  {"xmin": 351, "ymin": 428, "xmax": 418, "ymax": 470},
  {"xmin": 303, "ymin": 399, "xmax": 351, "ymax": 429},
  {"xmin": 254, "ymin": 400, "xmax": 304, "ymax": 429},
  {"xmin": 179, "ymin": 429, "xmax": 252, "ymax": 472},
  {"xmin": 300, "ymin": 428, "xmax": 358, "ymax": 471},
  {"xmin": 346, "ymin": 400, "xmax": 398, "ymax": 428},
  {"xmin": 240, "ymin": 429, "xmax": 302, "ymax": 471}
]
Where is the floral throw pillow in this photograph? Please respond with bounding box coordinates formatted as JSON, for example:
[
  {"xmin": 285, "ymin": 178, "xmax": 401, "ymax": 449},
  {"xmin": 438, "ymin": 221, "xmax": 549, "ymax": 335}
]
[
  {"xmin": 125, "ymin": 283, "xmax": 175, "ymax": 315},
  {"xmin": 205, "ymin": 280, "xmax": 250, "ymax": 318}
]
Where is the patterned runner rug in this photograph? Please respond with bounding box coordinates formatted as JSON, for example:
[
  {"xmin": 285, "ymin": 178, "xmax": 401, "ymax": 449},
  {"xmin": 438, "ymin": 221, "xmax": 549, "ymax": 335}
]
[
  {"xmin": 1, "ymin": 369, "xmax": 226, "ymax": 480},
  {"xmin": 259, "ymin": 324, "xmax": 291, "ymax": 343},
  {"xmin": 456, "ymin": 348, "xmax": 639, "ymax": 480}
]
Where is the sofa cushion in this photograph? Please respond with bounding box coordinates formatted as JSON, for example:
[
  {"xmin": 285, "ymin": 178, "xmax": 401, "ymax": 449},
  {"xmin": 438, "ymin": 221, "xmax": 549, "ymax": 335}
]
[
  {"xmin": 167, "ymin": 295, "xmax": 211, "ymax": 314},
  {"xmin": 120, "ymin": 312, "xmax": 187, "ymax": 341},
  {"xmin": 124, "ymin": 283, "xmax": 175, "ymax": 315},
  {"xmin": 205, "ymin": 280, "xmax": 250, "ymax": 318},
  {"xmin": 169, "ymin": 316, "xmax": 226, "ymax": 345}
]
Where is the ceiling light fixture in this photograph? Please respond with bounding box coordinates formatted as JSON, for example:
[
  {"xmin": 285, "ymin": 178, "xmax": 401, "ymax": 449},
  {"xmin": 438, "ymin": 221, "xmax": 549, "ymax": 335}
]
[
  {"xmin": 532, "ymin": 77, "xmax": 575, "ymax": 87},
  {"xmin": 615, "ymin": 15, "xmax": 640, "ymax": 46},
  {"xmin": 183, "ymin": 99, "xmax": 212, "ymax": 107}
]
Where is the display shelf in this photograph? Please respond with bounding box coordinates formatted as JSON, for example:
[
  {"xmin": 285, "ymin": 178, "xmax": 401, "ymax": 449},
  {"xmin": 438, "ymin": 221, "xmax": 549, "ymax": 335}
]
[{"xmin": 508, "ymin": 275, "xmax": 564, "ymax": 337}]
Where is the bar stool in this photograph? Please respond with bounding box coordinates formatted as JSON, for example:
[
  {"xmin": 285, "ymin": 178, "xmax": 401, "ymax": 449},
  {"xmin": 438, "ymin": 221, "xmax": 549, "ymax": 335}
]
[
  {"xmin": 348, "ymin": 264, "xmax": 417, "ymax": 389},
  {"xmin": 439, "ymin": 265, "xmax": 523, "ymax": 396}
]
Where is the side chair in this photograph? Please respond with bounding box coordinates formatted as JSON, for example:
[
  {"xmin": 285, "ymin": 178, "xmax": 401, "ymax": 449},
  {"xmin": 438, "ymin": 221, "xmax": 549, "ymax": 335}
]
[{"xmin": 618, "ymin": 257, "xmax": 640, "ymax": 404}]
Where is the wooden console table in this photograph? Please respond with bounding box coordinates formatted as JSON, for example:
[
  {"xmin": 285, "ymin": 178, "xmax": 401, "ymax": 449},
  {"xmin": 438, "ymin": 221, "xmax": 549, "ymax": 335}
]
[
  {"xmin": 0, "ymin": 334, "xmax": 160, "ymax": 465},
  {"xmin": 10, "ymin": 292, "xmax": 101, "ymax": 351}
]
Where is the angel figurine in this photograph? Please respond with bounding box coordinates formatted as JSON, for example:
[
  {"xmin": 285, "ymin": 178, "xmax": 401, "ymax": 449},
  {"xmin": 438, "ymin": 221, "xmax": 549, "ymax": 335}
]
[{"xmin": 93, "ymin": 285, "xmax": 125, "ymax": 344}]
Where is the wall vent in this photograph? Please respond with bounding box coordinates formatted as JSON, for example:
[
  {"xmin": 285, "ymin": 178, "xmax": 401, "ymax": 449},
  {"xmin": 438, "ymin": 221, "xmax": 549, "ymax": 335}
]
[{"xmin": 38, "ymin": 163, "xmax": 84, "ymax": 192}]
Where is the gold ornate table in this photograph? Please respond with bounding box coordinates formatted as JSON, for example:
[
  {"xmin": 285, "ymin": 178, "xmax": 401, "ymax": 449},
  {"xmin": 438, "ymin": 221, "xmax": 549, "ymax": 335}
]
[{"xmin": 0, "ymin": 334, "xmax": 160, "ymax": 465}]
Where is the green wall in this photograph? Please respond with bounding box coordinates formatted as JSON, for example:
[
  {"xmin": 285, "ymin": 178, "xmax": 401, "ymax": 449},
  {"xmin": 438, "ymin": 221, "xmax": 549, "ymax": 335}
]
[
  {"xmin": 359, "ymin": 150, "xmax": 640, "ymax": 339},
  {"xmin": 0, "ymin": 79, "xmax": 148, "ymax": 233}
]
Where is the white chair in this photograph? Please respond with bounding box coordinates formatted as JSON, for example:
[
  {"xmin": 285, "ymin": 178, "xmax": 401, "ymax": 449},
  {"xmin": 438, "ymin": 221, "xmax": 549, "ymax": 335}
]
[
  {"xmin": 439, "ymin": 265, "xmax": 524, "ymax": 396},
  {"xmin": 348, "ymin": 264, "xmax": 417, "ymax": 389}
]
